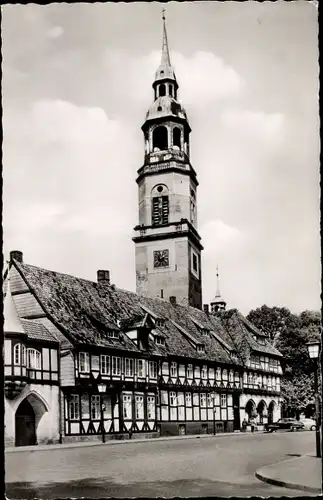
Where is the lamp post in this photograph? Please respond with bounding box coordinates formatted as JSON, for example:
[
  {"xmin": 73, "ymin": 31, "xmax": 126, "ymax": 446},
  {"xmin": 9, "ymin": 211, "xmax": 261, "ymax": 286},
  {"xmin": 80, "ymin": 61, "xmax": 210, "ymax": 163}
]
[
  {"xmin": 97, "ymin": 382, "xmax": 107, "ymax": 444},
  {"xmin": 209, "ymin": 393, "xmax": 216, "ymax": 435},
  {"xmin": 306, "ymin": 340, "xmax": 321, "ymax": 458}
]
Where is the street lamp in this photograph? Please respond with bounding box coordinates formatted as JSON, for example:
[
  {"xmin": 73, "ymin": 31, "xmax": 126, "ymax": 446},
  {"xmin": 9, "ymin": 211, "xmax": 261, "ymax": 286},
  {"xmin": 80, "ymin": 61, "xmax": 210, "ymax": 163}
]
[
  {"xmin": 306, "ymin": 340, "xmax": 321, "ymax": 458},
  {"xmin": 209, "ymin": 393, "xmax": 217, "ymax": 435},
  {"xmin": 98, "ymin": 382, "xmax": 107, "ymax": 444}
]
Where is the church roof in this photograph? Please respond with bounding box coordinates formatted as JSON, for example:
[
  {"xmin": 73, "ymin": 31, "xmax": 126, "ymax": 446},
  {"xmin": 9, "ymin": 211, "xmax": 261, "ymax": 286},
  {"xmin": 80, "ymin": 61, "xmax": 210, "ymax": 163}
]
[{"xmin": 10, "ymin": 258, "xmax": 282, "ymax": 363}]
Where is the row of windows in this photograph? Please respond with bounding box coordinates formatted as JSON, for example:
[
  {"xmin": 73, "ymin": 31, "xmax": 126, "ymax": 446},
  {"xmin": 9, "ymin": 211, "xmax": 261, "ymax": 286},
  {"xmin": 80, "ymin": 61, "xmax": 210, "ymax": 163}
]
[
  {"xmin": 78, "ymin": 353, "xmax": 157, "ymax": 379},
  {"xmin": 250, "ymin": 355, "xmax": 280, "ymax": 372},
  {"xmin": 165, "ymin": 363, "xmax": 240, "ymax": 382},
  {"xmin": 123, "ymin": 395, "xmax": 155, "ymax": 420},
  {"xmin": 165, "ymin": 392, "xmax": 228, "ymax": 408},
  {"xmin": 14, "ymin": 344, "xmax": 41, "ymax": 369}
]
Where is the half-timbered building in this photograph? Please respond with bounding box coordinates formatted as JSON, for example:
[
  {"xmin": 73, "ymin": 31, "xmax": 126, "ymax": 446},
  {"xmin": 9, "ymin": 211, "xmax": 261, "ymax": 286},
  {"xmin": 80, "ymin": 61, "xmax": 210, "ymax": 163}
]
[{"xmin": 4, "ymin": 15, "xmax": 283, "ymax": 446}]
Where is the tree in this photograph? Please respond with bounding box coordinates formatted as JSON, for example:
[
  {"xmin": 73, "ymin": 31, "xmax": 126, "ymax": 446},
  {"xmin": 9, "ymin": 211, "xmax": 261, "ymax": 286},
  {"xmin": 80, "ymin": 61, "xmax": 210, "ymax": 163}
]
[{"xmin": 247, "ymin": 305, "xmax": 322, "ymax": 415}]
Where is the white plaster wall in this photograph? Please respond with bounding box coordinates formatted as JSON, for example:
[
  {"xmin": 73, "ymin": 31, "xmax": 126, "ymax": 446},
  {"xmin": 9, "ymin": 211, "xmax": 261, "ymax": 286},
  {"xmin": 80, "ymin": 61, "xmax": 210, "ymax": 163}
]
[{"xmin": 5, "ymin": 383, "xmax": 60, "ymax": 446}]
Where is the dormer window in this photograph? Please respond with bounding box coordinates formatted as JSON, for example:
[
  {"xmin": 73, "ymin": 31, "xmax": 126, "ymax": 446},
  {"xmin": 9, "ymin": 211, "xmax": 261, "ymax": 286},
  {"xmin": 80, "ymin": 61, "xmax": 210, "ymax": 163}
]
[
  {"xmin": 196, "ymin": 344, "xmax": 205, "ymax": 353},
  {"xmin": 155, "ymin": 318, "xmax": 165, "ymax": 327},
  {"xmin": 155, "ymin": 336, "xmax": 165, "ymax": 346}
]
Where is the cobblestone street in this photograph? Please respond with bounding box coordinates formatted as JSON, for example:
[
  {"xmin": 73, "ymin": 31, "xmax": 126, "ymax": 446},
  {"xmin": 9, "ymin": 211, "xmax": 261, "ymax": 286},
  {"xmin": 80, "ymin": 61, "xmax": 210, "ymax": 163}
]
[{"xmin": 6, "ymin": 431, "xmax": 316, "ymax": 498}]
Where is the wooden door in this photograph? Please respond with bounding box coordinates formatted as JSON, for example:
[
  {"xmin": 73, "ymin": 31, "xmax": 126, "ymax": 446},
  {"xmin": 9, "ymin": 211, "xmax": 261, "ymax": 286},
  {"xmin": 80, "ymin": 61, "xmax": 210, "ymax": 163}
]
[{"xmin": 15, "ymin": 399, "xmax": 36, "ymax": 446}]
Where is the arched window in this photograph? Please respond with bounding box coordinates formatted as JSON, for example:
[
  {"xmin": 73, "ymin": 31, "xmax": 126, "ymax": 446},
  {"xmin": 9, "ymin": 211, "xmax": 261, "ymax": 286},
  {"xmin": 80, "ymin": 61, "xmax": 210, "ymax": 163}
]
[
  {"xmin": 257, "ymin": 400, "xmax": 267, "ymax": 424},
  {"xmin": 14, "ymin": 343, "xmax": 21, "ymax": 365},
  {"xmin": 173, "ymin": 127, "xmax": 181, "ymax": 149},
  {"xmin": 169, "ymin": 84, "xmax": 173, "ymax": 97},
  {"xmin": 27, "ymin": 349, "xmax": 41, "ymax": 370},
  {"xmin": 184, "ymin": 128, "xmax": 189, "ymax": 156},
  {"xmin": 159, "ymin": 84, "xmax": 166, "ymax": 97},
  {"xmin": 152, "ymin": 126, "xmax": 168, "ymax": 151},
  {"xmin": 151, "ymin": 184, "xmax": 169, "ymax": 226}
]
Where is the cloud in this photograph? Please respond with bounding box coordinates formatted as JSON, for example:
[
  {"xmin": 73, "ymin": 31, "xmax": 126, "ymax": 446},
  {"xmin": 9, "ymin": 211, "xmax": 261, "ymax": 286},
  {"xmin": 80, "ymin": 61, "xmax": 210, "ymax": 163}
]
[
  {"xmin": 46, "ymin": 26, "xmax": 64, "ymax": 39},
  {"xmin": 200, "ymin": 219, "xmax": 247, "ymax": 256}
]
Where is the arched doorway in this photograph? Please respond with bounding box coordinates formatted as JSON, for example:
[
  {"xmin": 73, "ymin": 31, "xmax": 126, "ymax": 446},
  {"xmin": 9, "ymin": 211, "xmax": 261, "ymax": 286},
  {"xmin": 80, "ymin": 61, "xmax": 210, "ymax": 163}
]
[
  {"xmin": 268, "ymin": 401, "xmax": 276, "ymax": 424},
  {"xmin": 257, "ymin": 400, "xmax": 267, "ymax": 424},
  {"xmin": 15, "ymin": 399, "xmax": 36, "ymax": 446},
  {"xmin": 245, "ymin": 399, "xmax": 256, "ymax": 422}
]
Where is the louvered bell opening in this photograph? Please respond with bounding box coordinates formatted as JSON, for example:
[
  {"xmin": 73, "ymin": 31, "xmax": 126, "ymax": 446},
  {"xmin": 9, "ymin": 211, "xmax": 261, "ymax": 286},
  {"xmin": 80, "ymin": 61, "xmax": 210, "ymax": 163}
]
[{"xmin": 152, "ymin": 196, "xmax": 169, "ymax": 225}]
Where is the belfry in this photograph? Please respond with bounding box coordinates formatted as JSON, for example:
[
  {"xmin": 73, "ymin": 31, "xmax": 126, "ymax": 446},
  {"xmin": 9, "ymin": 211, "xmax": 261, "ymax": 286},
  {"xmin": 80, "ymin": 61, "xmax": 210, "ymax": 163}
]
[{"xmin": 133, "ymin": 13, "xmax": 203, "ymax": 309}]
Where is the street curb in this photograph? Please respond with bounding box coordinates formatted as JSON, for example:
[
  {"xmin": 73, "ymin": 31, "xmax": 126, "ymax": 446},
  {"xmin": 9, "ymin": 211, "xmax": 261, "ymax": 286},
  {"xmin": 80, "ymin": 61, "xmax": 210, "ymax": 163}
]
[
  {"xmin": 255, "ymin": 456, "xmax": 322, "ymax": 495},
  {"xmin": 5, "ymin": 430, "xmax": 254, "ymax": 453}
]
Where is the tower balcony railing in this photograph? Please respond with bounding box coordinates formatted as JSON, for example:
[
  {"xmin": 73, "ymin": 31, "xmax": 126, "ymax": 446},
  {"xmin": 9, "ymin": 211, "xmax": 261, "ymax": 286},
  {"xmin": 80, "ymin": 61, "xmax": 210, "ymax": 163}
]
[
  {"xmin": 133, "ymin": 220, "xmax": 190, "ymax": 239},
  {"xmin": 138, "ymin": 159, "xmax": 190, "ymax": 178}
]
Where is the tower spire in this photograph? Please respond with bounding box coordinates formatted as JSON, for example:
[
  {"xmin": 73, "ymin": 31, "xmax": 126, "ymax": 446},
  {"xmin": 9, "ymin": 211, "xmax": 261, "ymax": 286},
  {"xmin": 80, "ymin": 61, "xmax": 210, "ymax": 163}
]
[
  {"xmin": 161, "ymin": 9, "xmax": 171, "ymax": 68},
  {"xmin": 211, "ymin": 264, "xmax": 226, "ymax": 313},
  {"xmin": 154, "ymin": 10, "xmax": 176, "ymax": 83}
]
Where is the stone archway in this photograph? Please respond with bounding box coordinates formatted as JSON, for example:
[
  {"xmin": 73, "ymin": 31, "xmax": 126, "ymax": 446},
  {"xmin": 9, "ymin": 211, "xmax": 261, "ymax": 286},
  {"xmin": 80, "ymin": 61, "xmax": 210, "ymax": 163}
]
[
  {"xmin": 15, "ymin": 399, "xmax": 36, "ymax": 446},
  {"xmin": 257, "ymin": 400, "xmax": 267, "ymax": 424},
  {"xmin": 245, "ymin": 399, "xmax": 257, "ymax": 422},
  {"xmin": 268, "ymin": 400, "xmax": 276, "ymax": 425},
  {"xmin": 15, "ymin": 392, "xmax": 49, "ymax": 447}
]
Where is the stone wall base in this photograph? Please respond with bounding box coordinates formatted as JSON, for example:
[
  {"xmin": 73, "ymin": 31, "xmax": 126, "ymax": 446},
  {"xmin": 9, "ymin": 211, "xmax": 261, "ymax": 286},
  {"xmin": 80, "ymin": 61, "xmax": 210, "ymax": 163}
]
[
  {"xmin": 159, "ymin": 421, "xmax": 234, "ymax": 436},
  {"xmin": 62, "ymin": 432, "xmax": 158, "ymax": 444}
]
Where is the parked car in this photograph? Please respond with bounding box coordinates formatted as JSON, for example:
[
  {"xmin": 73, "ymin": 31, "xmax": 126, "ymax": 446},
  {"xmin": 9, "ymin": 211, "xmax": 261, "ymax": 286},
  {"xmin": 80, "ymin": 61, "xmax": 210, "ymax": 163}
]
[
  {"xmin": 299, "ymin": 418, "xmax": 316, "ymax": 431},
  {"xmin": 264, "ymin": 418, "xmax": 305, "ymax": 433}
]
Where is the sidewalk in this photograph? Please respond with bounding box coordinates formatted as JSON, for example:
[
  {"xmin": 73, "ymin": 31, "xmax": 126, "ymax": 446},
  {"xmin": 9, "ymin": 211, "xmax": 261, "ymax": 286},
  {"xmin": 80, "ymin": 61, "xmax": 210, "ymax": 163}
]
[
  {"xmin": 256, "ymin": 454, "xmax": 322, "ymax": 494},
  {"xmin": 5, "ymin": 430, "xmax": 248, "ymax": 453}
]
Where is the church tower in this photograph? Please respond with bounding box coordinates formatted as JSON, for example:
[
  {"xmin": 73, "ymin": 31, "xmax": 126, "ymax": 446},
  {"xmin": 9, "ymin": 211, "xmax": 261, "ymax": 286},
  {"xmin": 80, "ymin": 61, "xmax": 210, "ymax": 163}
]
[{"xmin": 133, "ymin": 13, "xmax": 203, "ymax": 309}]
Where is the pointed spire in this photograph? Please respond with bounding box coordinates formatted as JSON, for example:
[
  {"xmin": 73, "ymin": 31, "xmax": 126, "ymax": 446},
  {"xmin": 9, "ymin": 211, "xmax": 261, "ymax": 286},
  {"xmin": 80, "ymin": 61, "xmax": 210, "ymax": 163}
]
[
  {"xmin": 161, "ymin": 9, "xmax": 171, "ymax": 68},
  {"xmin": 154, "ymin": 10, "xmax": 176, "ymax": 83},
  {"xmin": 3, "ymin": 279, "xmax": 25, "ymax": 335},
  {"xmin": 211, "ymin": 265, "xmax": 226, "ymax": 312}
]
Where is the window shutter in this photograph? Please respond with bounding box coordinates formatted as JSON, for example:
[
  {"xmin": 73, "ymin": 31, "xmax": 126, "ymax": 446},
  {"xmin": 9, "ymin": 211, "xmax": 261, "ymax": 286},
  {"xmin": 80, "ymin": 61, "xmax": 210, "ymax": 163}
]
[{"xmin": 162, "ymin": 196, "xmax": 169, "ymax": 223}]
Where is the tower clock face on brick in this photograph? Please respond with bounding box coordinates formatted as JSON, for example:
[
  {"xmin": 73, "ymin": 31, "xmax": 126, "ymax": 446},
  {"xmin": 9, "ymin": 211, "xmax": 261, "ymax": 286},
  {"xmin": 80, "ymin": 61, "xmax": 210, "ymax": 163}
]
[
  {"xmin": 154, "ymin": 250, "xmax": 169, "ymax": 268},
  {"xmin": 132, "ymin": 15, "xmax": 203, "ymax": 309}
]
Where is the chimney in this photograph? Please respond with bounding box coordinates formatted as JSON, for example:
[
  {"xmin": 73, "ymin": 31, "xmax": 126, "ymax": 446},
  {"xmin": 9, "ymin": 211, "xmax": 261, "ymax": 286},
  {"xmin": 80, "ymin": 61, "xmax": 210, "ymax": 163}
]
[
  {"xmin": 10, "ymin": 250, "xmax": 23, "ymax": 263},
  {"xmin": 203, "ymin": 304, "xmax": 209, "ymax": 314},
  {"xmin": 169, "ymin": 296, "xmax": 177, "ymax": 306},
  {"xmin": 97, "ymin": 270, "xmax": 110, "ymax": 285}
]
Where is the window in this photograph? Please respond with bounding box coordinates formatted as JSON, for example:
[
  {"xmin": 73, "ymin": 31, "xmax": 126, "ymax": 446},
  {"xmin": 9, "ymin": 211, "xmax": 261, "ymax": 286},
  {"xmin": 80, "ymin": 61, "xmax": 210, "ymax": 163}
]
[
  {"xmin": 222, "ymin": 369, "xmax": 228, "ymax": 380},
  {"xmin": 248, "ymin": 374, "xmax": 253, "ymax": 385},
  {"xmin": 173, "ymin": 127, "xmax": 181, "ymax": 149},
  {"xmin": 123, "ymin": 395, "xmax": 132, "ymax": 419},
  {"xmin": 155, "ymin": 336, "xmax": 165, "ymax": 345},
  {"xmin": 79, "ymin": 352, "xmax": 90, "ymax": 373},
  {"xmin": 170, "ymin": 362, "xmax": 177, "ymax": 377},
  {"xmin": 152, "ymin": 197, "xmax": 169, "ymax": 226},
  {"xmin": 216, "ymin": 367, "xmax": 221, "ymax": 380},
  {"xmin": 169, "ymin": 84, "xmax": 173, "ymax": 97},
  {"xmin": 69, "ymin": 395, "xmax": 79, "ymax": 420},
  {"xmin": 27, "ymin": 349, "xmax": 41, "ymax": 369},
  {"xmin": 21, "ymin": 345, "xmax": 26, "ymax": 366},
  {"xmin": 229, "ymin": 371, "xmax": 234, "ymax": 382},
  {"xmin": 135, "ymin": 395, "xmax": 144, "ymax": 419},
  {"xmin": 187, "ymin": 364, "xmax": 193, "ymax": 379},
  {"xmin": 112, "ymin": 356, "xmax": 121, "ymax": 376},
  {"xmin": 220, "ymin": 394, "xmax": 227, "ymax": 408},
  {"xmin": 155, "ymin": 318, "xmax": 165, "ymax": 327},
  {"xmin": 197, "ymin": 344, "xmax": 205, "ymax": 353},
  {"xmin": 185, "ymin": 393, "xmax": 192, "ymax": 406},
  {"xmin": 207, "ymin": 393, "xmax": 214, "ymax": 408},
  {"xmin": 200, "ymin": 393, "xmax": 206, "ymax": 407},
  {"xmin": 147, "ymin": 396, "xmax": 155, "ymax": 419},
  {"xmin": 14, "ymin": 344, "xmax": 21, "ymax": 365},
  {"xmin": 152, "ymin": 125, "xmax": 168, "ymax": 151},
  {"xmin": 159, "ymin": 83, "xmax": 166, "ymax": 97},
  {"xmin": 100, "ymin": 355, "xmax": 110, "ymax": 375},
  {"xmin": 137, "ymin": 359, "xmax": 145, "ymax": 378},
  {"xmin": 125, "ymin": 358, "xmax": 134, "ymax": 377},
  {"xmin": 149, "ymin": 361, "xmax": 158, "ymax": 379},
  {"xmin": 201, "ymin": 366, "xmax": 207, "ymax": 379},
  {"xmin": 169, "ymin": 392, "xmax": 177, "ymax": 406},
  {"xmin": 192, "ymin": 253, "xmax": 198, "ymax": 272},
  {"xmin": 91, "ymin": 395, "xmax": 101, "ymax": 420}
]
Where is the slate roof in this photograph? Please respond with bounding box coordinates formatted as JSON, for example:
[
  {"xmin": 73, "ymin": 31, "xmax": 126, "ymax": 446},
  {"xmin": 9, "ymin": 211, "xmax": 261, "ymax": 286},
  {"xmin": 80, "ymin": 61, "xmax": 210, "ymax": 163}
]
[{"xmin": 11, "ymin": 259, "xmax": 282, "ymax": 364}]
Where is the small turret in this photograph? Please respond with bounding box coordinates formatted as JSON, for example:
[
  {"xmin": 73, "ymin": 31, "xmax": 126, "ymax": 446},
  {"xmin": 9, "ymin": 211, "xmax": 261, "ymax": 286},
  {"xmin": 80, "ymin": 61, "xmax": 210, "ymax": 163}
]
[{"xmin": 210, "ymin": 265, "xmax": 226, "ymax": 313}]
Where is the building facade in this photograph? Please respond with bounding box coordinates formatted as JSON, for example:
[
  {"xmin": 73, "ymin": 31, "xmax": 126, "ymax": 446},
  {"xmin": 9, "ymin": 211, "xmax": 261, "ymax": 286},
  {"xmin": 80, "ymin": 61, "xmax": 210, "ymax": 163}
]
[{"xmin": 3, "ymin": 17, "xmax": 283, "ymax": 447}]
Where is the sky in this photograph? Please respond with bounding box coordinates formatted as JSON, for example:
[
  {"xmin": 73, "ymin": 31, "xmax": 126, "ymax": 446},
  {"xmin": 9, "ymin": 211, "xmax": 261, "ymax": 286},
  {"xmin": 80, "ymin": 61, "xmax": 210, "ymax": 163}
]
[{"xmin": 2, "ymin": 1, "xmax": 320, "ymax": 315}]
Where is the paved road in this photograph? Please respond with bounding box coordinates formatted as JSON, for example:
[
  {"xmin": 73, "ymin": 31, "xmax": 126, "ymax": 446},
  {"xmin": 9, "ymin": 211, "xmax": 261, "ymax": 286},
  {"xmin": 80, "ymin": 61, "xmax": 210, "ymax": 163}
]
[{"xmin": 5, "ymin": 431, "xmax": 316, "ymax": 498}]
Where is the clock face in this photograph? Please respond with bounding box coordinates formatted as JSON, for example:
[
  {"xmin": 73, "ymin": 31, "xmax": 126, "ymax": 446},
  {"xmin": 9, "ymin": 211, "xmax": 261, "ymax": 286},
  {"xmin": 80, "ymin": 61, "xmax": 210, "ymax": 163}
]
[{"xmin": 153, "ymin": 249, "xmax": 169, "ymax": 268}]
